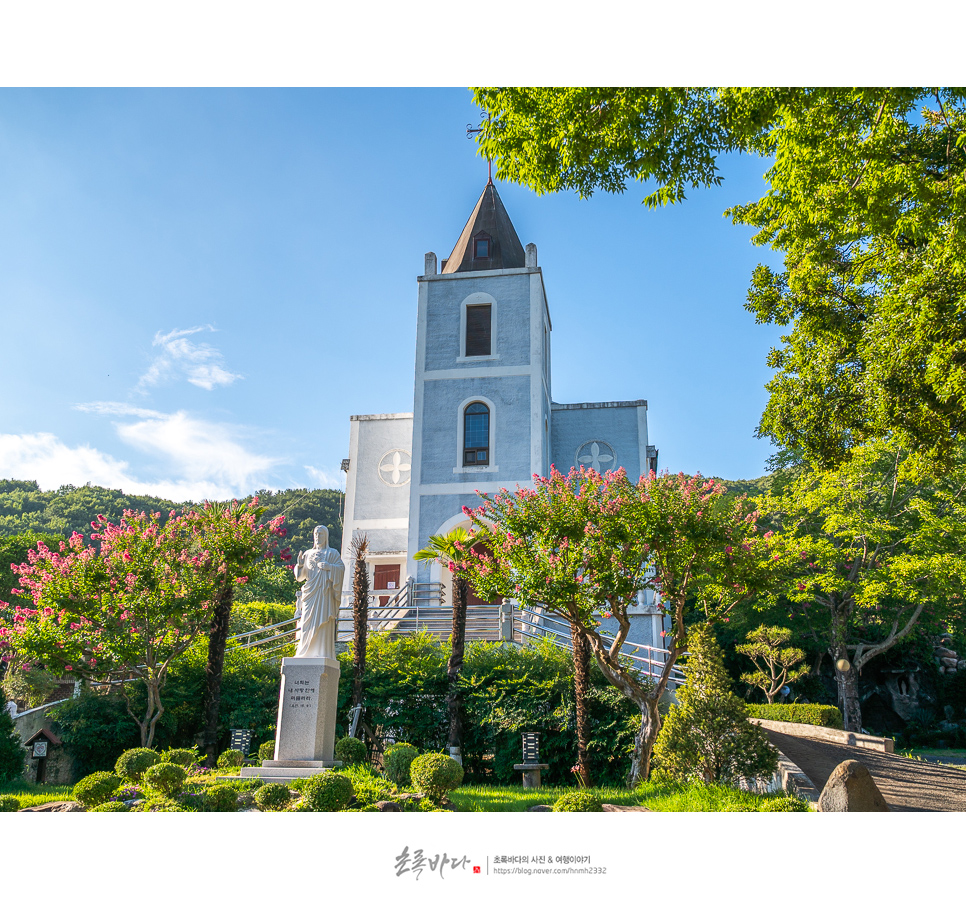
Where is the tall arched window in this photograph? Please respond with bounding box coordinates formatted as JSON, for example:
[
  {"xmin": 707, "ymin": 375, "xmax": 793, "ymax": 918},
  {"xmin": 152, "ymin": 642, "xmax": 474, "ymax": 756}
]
[{"xmin": 463, "ymin": 402, "xmax": 490, "ymax": 466}]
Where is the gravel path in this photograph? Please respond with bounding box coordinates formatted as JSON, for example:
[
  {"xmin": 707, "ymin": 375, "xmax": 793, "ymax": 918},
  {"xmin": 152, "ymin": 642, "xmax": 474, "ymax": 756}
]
[{"xmin": 762, "ymin": 728, "xmax": 966, "ymax": 812}]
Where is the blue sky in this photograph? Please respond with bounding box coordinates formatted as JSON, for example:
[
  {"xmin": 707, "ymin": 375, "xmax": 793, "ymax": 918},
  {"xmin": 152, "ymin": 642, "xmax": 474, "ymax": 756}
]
[{"xmin": 0, "ymin": 87, "xmax": 789, "ymax": 499}]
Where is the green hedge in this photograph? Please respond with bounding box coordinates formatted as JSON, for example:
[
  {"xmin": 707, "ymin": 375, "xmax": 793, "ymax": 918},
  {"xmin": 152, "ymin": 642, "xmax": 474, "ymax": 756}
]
[
  {"xmin": 335, "ymin": 633, "xmax": 640, "ymax": 785},
  {"xmin": 748, "ymin": 703, "xmax": 844, "ymax": 729}
]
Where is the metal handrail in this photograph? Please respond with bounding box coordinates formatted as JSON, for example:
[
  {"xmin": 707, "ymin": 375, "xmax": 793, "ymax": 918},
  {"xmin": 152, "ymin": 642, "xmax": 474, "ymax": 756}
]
[
  {"xmin": 513, "ymin": 612, "xmax": 685, "ymax": 685},
  {"xmin": 232, "ymin": 603, "xmax": 683, "ymax": 685},
  {"xmin": 230, "ymin": 616, "xmax": 299, "ymax": 642}
]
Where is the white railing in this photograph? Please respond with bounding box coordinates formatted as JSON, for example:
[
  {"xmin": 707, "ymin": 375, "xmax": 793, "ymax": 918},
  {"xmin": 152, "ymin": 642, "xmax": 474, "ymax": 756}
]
[
  {"xmin": 230, "ymin": 604, "xmax": 684, "ymax": 686},
  {"xmin": 511, "ymin": 609, "xmax": 685, "ymax": 687}
]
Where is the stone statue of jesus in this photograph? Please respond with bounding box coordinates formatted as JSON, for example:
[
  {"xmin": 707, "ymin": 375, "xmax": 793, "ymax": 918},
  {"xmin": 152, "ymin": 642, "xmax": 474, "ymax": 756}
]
[{"xmin": 293, "ymin": 525, "xmax": 345, "ymax": 659}]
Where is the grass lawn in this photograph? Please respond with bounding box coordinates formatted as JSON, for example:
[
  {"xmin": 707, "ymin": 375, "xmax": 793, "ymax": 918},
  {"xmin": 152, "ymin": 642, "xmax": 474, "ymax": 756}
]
[
  {"xmin": 449, "ymin": 780, "xmax": 809, "ymax": 812},
  {"xmin": 896, "ymin": 747, "xmax": 966, "ymax": 768},
  {"xmin": 1, "ymin": 775, "xmax": 809, "ymax": 813},
  {"xmin": 636, "ymin": 778, "xmax": 809, "ymax": 811},
  {"xmin": 0, "ymin": 780, "xmax": 74, "ymax": 809},
  {"xmin": 449, "ymin": 784, "xmax": 641, "ymax": 812}
]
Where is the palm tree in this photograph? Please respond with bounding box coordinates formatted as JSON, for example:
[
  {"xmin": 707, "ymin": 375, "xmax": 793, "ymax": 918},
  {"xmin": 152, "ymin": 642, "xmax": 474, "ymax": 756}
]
[
  {"xmin": 413, "ymin": 527, "xmax": 478, "ymax": 757},
  {"xmin": 350, "ymin": 533, "xmax": 370, "ymax": 714}
]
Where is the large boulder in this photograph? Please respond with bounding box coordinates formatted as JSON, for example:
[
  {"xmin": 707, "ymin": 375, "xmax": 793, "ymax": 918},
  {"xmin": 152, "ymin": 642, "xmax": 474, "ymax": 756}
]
[
  {"xmin": 601, "ymin": 804, "xmax": 651, "ymax": 812},
  {"xmin": 19, "ymin": 801, "xmax": 86, "ymax": 813},
  {"xmin": 817, "ymin": 760, "xmax": 890, "ymax": 812}
]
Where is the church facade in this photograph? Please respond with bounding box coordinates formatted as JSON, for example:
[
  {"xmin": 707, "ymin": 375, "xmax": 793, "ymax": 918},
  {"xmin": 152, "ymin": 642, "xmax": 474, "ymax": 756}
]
[{"xmin": 339, "ymin": 183, "xmax": 660, "ymax": 636}]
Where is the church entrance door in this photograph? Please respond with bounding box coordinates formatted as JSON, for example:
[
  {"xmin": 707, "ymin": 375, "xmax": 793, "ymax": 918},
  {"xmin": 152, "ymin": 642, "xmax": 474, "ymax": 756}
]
[{"xmin": 373, "ymin": 564, "xmax": 401, "ymax": 607}]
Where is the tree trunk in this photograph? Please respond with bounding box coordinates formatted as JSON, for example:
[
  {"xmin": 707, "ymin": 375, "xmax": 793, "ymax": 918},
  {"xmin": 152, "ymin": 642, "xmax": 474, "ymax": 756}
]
[
  {"xmin": 351, "ymin": 538, "xmax": 370, "ymax": 712},
  {"xmin": 628, "ymin": 695, "xmax": 662, "ymax": 787},
  {"xmin": 583, "ymin": 627, "xmax": 675, "ymax": 786},
  {"xmin": 446, "ymin": 576, "xmax": 468, "ymax": 751},
  {"xmin": 202, "ymin": 581, "xmax": 233, "ymax": 767},
  {"xmin": 570, "ymin": 621, "xmax": 593, "ymax": 787},
  {"xmin": 144, "ymin": 680, "xmax": 164, "ymax": 748},
  {"xmin": 123, "ymin": 677, "xmax": 163, "ymax": 749},
  {"xmin": 835, "ymin": 653, "xmax": 862, "ymax": 732}
]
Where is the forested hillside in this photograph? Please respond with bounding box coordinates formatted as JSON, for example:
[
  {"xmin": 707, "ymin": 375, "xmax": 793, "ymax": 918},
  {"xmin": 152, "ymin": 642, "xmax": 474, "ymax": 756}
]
[{"xmin": 0, "ymin": 480, "xmax": 344, "ymax": 607}]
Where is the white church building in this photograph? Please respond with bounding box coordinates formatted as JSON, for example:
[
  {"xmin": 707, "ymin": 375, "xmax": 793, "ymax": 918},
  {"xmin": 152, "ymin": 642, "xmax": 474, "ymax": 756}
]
[{"xmin": 339, "ymin": 182, "xmax": 664, "ymax": 646}]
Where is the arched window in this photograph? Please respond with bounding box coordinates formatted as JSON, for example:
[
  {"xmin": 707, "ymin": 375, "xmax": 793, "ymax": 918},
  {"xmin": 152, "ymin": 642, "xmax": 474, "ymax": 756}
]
[{"xmin": 463, "ymin": 402, "xmax": 490, "ymax": 466}]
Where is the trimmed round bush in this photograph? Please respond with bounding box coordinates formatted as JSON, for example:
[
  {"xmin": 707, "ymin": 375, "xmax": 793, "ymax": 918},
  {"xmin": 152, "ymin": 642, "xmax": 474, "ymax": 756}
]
[
  {"xmin": 552, "ymin": 790, "xmax": 603, "ymax": 812},
  {"xmin": 73, "ymin": 771, "xmax": 124, "ymax": 808},
  {"xmin": 258, "ymin": 740, "xmax": 275, "ymax": 763},
  {"xmin": 115, "ymin": 747, "xmax": 161, "ymax": 781},
  {"xmin": 89, "ymin": 800, "xmax": 129, "ymax": 812},
  {"xmin": 335, "ymin": 736, "xmax": 367, "ymax": 766},
  {"xmin": 143, "ymin": 762, "xmax": 187, "ymax": 797},
  {"xmin": 0, "ymin": 794, "xmax": 21, "ymax": 812},
  {"xmin": 383, "ymin": 742, "xmax": 418, "ymax": 787},
  {"xmin": 217, "ymin": 749, "xmax": 245, "ymax": 769},
  {"xmin": 161, "ymin": 748, "xmax": 198, "ymax": 768},
  {"xmin": 300, "ymin": 772, "xmax": 354, "ymax": 812},
  {"xmin": 336, "ymin": 764, "xmax": 396, "ymax": 808},
  {"xmin": 254, "ymin": 782, "xmax": 293, "ymax": 812},
  {"xmin": 133, "ymin": 800, "xmax": 185, "ymax": 812},
  {"xmin": 760, "ymin": 795, "xmax": 811, "ymax": 812},
  {"xmin": 203, "ymin": 784, "xmax": 240, "ymax": 812},
  {"xmin": 409, "ymin": 753, "xmax": 463, "ymax": 803}
]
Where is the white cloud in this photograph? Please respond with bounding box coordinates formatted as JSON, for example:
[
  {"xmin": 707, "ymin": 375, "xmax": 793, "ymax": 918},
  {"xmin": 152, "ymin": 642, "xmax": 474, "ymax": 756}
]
[
  {"xmin": 0, "ymin": 431, "xmax": 221, "ymax": 501},
  {"xmin": 305, "ymin": 465, "xmax": 344, "ymax": 489},
  {"xmin": 75, "ymin": 401, "xmax": 166, "ymax": 420},
  {"xmin": 136, "ymin": 325, "xmax": 242, "ymax": 392},
  {"xmin": 3, "ymin": 407, "xmax": 287, "ymax": 502},
  {"xmin": 116, "ymin": 412, "xmax": 279, "ymax": 490}
]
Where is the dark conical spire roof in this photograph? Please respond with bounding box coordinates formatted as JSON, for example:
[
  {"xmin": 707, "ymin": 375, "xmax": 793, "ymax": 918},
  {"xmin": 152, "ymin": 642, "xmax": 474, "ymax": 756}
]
[{"xmin": 442, "ymin": 181, "xmax": 526, "ymax": 273}]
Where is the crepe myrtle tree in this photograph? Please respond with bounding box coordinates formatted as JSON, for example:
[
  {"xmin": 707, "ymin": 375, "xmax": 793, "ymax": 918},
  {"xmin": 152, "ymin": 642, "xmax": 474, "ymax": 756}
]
[
  {"xmin": 460, "ymin": 466, "xmax": 790, "ymax": 784},
  {"xmin": 191, "ymin": 499, "xmax": 288, "ymax": 767},
  {"xmin": 0, "ymin": 512, "xmax": 217, "ymax": 747}
]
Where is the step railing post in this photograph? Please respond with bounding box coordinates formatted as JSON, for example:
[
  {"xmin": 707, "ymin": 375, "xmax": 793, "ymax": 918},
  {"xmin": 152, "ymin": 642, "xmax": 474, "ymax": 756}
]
[{"xmin": 499, "ymin": 602, "xmax": 513, "ymax": 641}]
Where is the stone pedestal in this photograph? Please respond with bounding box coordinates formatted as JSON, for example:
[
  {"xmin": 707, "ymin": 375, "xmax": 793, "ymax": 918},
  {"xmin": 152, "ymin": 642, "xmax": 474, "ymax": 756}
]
[
  {"xmin": 513, "ymin": 763, "xmax": 550, "ymax": 788},
  {"xmin": 240, "ymin": 656, "xmax": 342, "ymax": 783}
]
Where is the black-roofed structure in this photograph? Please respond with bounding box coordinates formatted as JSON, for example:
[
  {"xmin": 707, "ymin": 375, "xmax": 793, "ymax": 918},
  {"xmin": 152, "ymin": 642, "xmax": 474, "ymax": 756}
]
[{"xmin": 441, "ymin": 180, "xmax": 526, "ymax": 273}]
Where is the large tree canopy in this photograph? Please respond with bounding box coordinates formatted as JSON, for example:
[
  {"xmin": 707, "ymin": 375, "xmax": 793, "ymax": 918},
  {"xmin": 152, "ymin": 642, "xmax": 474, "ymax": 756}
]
[{"xmin": 472, "ymin": 87, "xmax": 966, "ymax": 468}]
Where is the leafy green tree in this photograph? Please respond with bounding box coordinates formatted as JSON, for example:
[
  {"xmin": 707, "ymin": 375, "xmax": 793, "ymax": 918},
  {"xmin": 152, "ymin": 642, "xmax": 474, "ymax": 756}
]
[
  {"xmin": 414, "ymin": 527, "xmax": 480, "ymax": 756},
  {"xmin": 736, "ymin": 625, "xmax": 808, "ymax": 704},
  {"xmin": 0, "ymin": 480, "xmax": 178, "ymax": 539},
  {"xmin": 154, "ymin": 638, "xmax": 281, "ymax": 754},
  {"xmin": 761, "ymin": 440, "xmax": 966, "ymax": 730},
  {"xmin": 248, "ymin": 488, "xmax": 343, "ymax": 560},
  {"xmin": 1, "ymin": 656, "xmax": 59, "ymax": 709},
  {"xmin": 333, "ymin": 632, "xmax": 639, "ymax": 785},
  {"xmin": 653, "ymin": 623, "xmax": 778, "ymax": 785},
  {"xmin": 462, "ymin": 467, "xmax": 786, "ymax": 783},
  {"xmin": 472, "ymin": 87, "xmax": 966, "ymax": 468},
  {"xmin": 232, "ymin": 556, "xmax": 296, "ymax": 604},
  {"xmin": 48, "ymin": 690, "xmax": 141, "ymax": 775},
  {"xmin": 0, "ymin": 686, "xmax": 25, "ymax": 782}
]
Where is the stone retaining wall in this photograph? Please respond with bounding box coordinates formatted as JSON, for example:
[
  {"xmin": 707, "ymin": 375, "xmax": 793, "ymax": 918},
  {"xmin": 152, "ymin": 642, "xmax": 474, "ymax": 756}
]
[{"xmin": 750, "ymin": 717, "xmax": 894, "ymax": 753}]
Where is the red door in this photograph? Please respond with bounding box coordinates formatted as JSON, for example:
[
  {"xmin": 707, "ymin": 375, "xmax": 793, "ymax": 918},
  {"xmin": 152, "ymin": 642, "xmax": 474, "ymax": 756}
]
[{"xmin": 373, "ymin": 564, "xmax": 401, "ymax": 607}]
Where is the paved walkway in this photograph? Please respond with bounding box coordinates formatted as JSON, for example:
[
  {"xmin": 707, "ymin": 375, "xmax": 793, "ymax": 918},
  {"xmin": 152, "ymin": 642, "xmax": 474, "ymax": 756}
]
[{"xmin": 762, "ymin": 728, "xmax": 966, "ymax": 812}]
